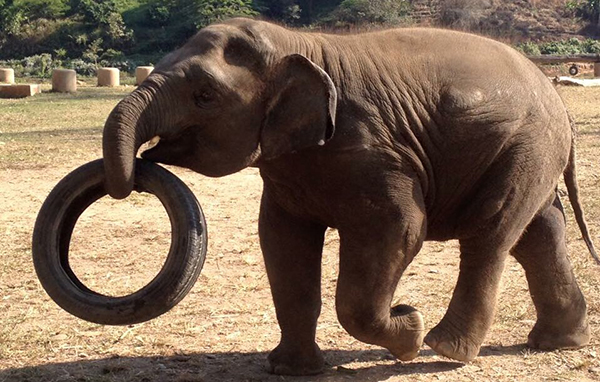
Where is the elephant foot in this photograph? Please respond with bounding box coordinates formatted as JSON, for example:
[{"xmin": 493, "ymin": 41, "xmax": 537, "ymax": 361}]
[
  {"xmin": 266, "ymin": 342, "xmax": 324, "ymax": 376},
  {"xmin": 386, "ymin": 305, "xmax": 425, "ymax": 361},
  {"xmin": 424, "ymin": 324, "xmax": 480, "ymax": 362},
  {"xmin": 527, "ymin": 322, "xmax": 590, "ymax": 350}
]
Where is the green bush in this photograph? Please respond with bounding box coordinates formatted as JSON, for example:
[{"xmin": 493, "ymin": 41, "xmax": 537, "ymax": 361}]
[
  {"xmin": 14, "ymin": 0, "xmax": 70, "ymax": 19},
  {"xmin": 0, "ymin": 52, "xmax": 142, "ymax": 78},
  {"xmin": 582, "ymin": 38, "xmax": 600, "ymax": 53},
  {"xmin": 67, "ymin": 58, "xmax": 99, "ymax": 75},
  {"xmin": 0, "ymin": 54, "xmax": 57, "ymax": 77},
  {"xmin": 147, "ymin": 2, "xmax": 171, "ymax": 25},
  {"xmin": 542, "ymin": 38, "xmax": 600, "ymax": 54},
  {"xmin": 518, "ymin": 38, "xmax": 600, "ymax": 56},
  {"xmin": 518, "ymin": 41, "xmax": 542, "ymax": 56}
]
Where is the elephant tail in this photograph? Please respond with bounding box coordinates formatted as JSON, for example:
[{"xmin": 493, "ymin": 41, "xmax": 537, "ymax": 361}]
[{"xmin": 563, "ymin": 117, "xmax": 600, "ymax": 265}]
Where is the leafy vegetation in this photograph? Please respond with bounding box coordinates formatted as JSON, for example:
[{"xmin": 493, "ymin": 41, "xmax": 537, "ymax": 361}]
[
  {"xmin": 1, "ymin": 0, "xmax": 345, "ymax": 62},
  {"xmin": 1, "ymin": 0, "xmax": 599, "ymax": 77},
  {"xmin": 518, "ymin": 38, "xmax": 600, "ymax": 56},
  {"xmin": 320, "ymin": 0, "xmax": 411, "ymax": 27},
  {"xmin": 0, "ymin": 0, "xmax": 362, "ymax": 74},
  {"xmin": 568, "ymin": 0, "xmax": 600, "ymax": 26},
  {"xmin": 0, "ymin": 0, "xmax": 259, "ymax": 61}
]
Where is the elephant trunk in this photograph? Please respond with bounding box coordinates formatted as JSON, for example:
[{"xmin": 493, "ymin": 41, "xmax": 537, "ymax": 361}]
[{"xmin": 102, "ymin": 75, "xmax": 171, "ymax": 199}]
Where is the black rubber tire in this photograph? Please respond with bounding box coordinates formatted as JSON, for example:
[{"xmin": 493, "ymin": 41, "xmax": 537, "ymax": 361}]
[
  {"xmin": 569, "ymin": 64, "xmax": 579, "ymax": 76},
  {"xmin": 32, "ymin": 159, "xmax": 207, "ymax": 325}
]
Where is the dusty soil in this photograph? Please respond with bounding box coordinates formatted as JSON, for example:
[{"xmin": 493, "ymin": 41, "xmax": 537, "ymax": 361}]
[{"xmin": 0, "ymin": 84, "xmax": 599, "ymax": 382}]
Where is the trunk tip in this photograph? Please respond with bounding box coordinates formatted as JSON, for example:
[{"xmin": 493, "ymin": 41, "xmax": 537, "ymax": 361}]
[
  {"xmin": 104, "ymin": 173, "xmax": 134, "ymax": 200},
  {"xmin": 106, "ymin": 184, "xmax": 133, "ymax": 200}
]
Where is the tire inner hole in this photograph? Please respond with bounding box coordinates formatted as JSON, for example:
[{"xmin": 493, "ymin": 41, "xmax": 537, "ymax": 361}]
[{"xmin": 69, "ymin": 192, "xmax": 171, "ymax": 297}]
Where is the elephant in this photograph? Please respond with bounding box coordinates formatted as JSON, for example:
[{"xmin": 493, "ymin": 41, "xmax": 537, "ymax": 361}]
[{"xmin": 98, "ymin": 18, "xmax": 597, "ymax": 375}]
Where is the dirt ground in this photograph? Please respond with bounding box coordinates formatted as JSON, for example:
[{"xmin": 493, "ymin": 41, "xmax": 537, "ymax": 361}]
[{"xmin": 0, "ymin": 83, "xmax": 599, "ymax": 382}]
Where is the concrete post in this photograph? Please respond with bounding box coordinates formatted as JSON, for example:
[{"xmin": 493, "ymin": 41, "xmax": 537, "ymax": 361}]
[
  {"xmin": 52, "ymin": 69, "xmax": 77, "ymax": 93},
  {"xmin": 135, "ymin": 66, "xmax": 154, "ymax": 85},
  {"xmin": 0, "ymin": 68, "xmax": 15, "ymax": 84},
  {"xmin": 98, "ymin": 68, "xmax": 120, "ymax": 87}
]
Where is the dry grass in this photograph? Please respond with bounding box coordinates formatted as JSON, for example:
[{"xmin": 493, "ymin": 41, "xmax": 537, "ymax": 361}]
[{"xmin": 0, "ymin": 84, "xmax": 599, "ymax": 381}]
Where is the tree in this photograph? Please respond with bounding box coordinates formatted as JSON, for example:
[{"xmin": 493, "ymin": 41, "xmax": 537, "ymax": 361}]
[
  {"xmin": 81, "ymin": 37, "xmax": 103, "ymax": 69},
  {"xmin": 585, "ymin": 0, "xmax": 600, "ymax": 27},
  {"xmin": 13, "ymin": 0, "xmax": 70, "ymax": 20},
  {"xmin": 438, "ymin": 0, "xmax": 492, "ymax": 30},
  {"xmin": 73, "ymin": 0, "xmax": 133, "ymax": 49},
  {"xmin": 297, "ymin": 0, "xmax": 341, "ymax": 24},
  {"xmin": 569, "ymin": 0, "xmax": 600, "ymax": 28},
  {"xmin": 143, "ymin": 0, "xmax": 257, "ymax": 35},
  {"xmin": 0, "ymin": 1, "xmax": 25, "ymax": 37},
  {"xmin": 147, "ymin": 0, "xmax": 173, "ymax": 26},
  {"xmin": 325, "ymin": 0, "xmax": 411, "ymax": 26},
  {"xmin": 76, "ymin": 0, "xmax": 120, "ymax": 24},
  {"xmin": 254, "ymin": 0, "xmax": 301, "ymax": 24},
  {"xmin": 193, "ymin": 0, "xmax": 258, "ymax": 29}
]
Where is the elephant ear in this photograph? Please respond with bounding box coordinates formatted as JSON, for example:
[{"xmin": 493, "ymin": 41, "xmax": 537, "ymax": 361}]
[{"xmin": 260, "ymin": 54, "xmax": 337, "ymax": 160}]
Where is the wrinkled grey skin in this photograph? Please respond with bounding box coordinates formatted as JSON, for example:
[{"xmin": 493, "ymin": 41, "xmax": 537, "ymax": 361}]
[{"xmin": 102, "ymin": 18, "xmax": 593, "ymax": 375}]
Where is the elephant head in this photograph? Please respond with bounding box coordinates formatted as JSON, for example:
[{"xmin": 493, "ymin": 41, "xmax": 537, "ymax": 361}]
[{"xmin": 103, "ymin": 19, "xmax": 337, "ymax": 199}]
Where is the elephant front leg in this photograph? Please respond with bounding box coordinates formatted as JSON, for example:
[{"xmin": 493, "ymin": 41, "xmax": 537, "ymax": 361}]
[
  {"xmin": 336, "ymin": 210, "xmax": 427, "ymax": 361},
  {"xmin": 259, "ymin": 192, "xmax": 327, "ymax": 376}
]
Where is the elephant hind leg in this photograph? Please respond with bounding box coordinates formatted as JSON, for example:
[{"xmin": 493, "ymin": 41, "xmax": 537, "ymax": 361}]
[
  {"xmin": 511, "ymin": 194, "xmax": 590, "ymax": 350},
  {"xmin": 426, "ymin": 145, "xmax": 564, "ymax": 362}
]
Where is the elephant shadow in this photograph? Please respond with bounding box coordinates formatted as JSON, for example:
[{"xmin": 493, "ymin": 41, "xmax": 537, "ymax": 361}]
[{"xmin": 0, "ymin": 344, "xmax": 529, "ymax": 381}]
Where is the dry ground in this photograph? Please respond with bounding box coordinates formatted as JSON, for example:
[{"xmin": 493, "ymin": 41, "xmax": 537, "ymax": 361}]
[{"xmin": 0, "ymin": 83, "xmax": 599, "ymax": 382}]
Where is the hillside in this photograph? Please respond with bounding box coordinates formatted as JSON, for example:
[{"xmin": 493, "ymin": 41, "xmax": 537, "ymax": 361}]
[
  {"xmin": 0, "ymin": 0, "xmax": 598, "ymax": 73},
  {"xmin": 410, "ymin": 0, "xmax": 594, "ymax": 42}
]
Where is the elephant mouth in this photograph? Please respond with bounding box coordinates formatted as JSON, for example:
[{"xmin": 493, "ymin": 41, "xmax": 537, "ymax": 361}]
[
  {"xmin": 141, "ymin": 129, "xmax": 195, "ymax": 166},
  {"xmin": 146, "ymin": 136, "xmax": 161, "ymax": 150}
]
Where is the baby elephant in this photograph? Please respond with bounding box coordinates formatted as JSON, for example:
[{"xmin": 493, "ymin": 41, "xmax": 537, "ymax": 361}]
[{"xmin": 97, "ymin": 18, "xmax": 597, "ymax": 374}]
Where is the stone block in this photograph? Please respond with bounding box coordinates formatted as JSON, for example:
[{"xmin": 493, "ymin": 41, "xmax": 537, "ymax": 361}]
[{"xmin": 0, "ymin": 84, "xmax": 42, "ymax": 98}]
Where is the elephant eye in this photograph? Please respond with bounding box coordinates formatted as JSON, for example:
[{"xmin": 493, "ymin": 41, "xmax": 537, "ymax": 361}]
[{"xmin": 193, "ymin": 89, "xmax": 216, "ymax": 108}]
